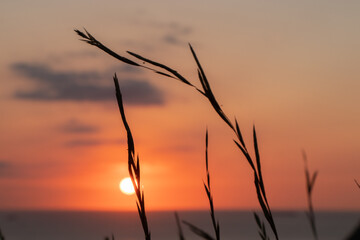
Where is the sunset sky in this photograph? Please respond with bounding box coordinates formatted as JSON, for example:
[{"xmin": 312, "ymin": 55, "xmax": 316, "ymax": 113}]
[{"xmin": 1, "ymin": 0, "xmax": 359, "ymax": 211}]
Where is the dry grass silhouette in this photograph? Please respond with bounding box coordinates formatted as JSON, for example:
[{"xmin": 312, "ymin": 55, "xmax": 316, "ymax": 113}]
[
  {"xmin": 75, "ymin": 28, "xmax": 279, "ymax": 240},
  {"xmin": 303, "ymin": 151, "xmax": 319, "ymax": 240},
  {"xmin": 175, "ymin": 212, "xmax": 185, "ymax": 240},
  {"xmin": 181, "ymin": 129, "xmax": 220, "ymax": 240},
  {"xmin": 203, "ymin": 129, "xmax": 220, "ymax": 240},
  {"xmin": 0, "ymin": 227, "xmax": 4, "ymax": 240},
  {"xmin": 1, "ymin": 26, "xmax": 360, "ymax": 240},
  {"xmin": 113, "ymin": 74, "xmax": 151, "ymax": 240},
  {"xmin": 254, "ymin": 212, "xmax": 270, "ymax": 240}
]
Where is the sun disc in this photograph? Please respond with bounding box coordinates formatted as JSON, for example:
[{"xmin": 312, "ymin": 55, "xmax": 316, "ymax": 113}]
[{"xmin": 119, "ymin": 177, "xmax": 135, "ymax": 195}]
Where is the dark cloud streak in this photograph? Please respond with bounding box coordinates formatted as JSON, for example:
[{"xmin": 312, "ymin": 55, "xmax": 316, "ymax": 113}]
[
  {"xmin": 59, "ymin": 119, "xmax": 99, "ymax": 134},
  {"xmin": 64, "ymin": 138, "xmax": 125, "ymax": 147},
  {"xmin": 162, "ymin": 22, "xmax": 192, "ymax": 46},
  {"xmin": 11, "ymin": 63, "xmax": 165, "ymax": 106},
  {"xmin": 0, "ymin": 160, "xmax": 70, "ymax": 179},
  {"xmin": 0, "ymin": 160, "xmax": 15, "ymax": 178}
]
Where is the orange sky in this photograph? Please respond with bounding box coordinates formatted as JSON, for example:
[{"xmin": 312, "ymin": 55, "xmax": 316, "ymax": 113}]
[{"xmin": 0, "ymin": 0, "xmax": 359, "ymax": 211}]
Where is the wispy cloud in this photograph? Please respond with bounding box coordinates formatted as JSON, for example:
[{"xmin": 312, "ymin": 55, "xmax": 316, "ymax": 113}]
[
  {"xmin": 163, "ymin": 34, "xmax": 183, "ymax": 45},
  {"xmin": 0, "ymin": 161, "xmax": 12, "ymax": 177},
  {"xmin": 47, "ymin": 50, "xmax": 100, "ymax": 63},
  {"xmin": 59, "ymin": 119, "xmax": 99, "ymax": 134},
  {"xmin": 64, "ymin": 138, "xmax": 125, "ymax": 147},
  {"xmin": 162, "ymin": 22, "xmax": 192, "ymax": 46},
  {"xmin": 133, "ymin": 20, "xmax": 193, "ymax": 46},
  {"xmin": 120, "ymin": 79, "xmax": 164, "ymax": 105},
  {"xmin": 11, "ymin": 63, "xmax": 165, "ymax": 106},
  {"xmin": 0, "ymin": 159, "xmax": 72, "ymax": 179}
]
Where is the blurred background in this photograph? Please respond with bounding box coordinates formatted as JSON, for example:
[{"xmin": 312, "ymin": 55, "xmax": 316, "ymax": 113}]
[{"xmin": 1, "ymin": 0, "xmax": 359, "ymax": 212}]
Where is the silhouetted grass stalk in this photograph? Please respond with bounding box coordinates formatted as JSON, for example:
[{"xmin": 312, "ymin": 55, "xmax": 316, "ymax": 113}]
[
  {"xmin": 204, "ymin": 129, "xmax": 220, "ymax": 240},
  {"xmin": 303, "ymin": 151, "xmax": 318, "ymax": 240},
  {"xmin": 355, "ymin": 179, "xmax": 360, "ymax": 189},
  {"xmin": 104, "ymin": 235, "xmax": 115, "ymax": 240},
  {"xmin": 254, "ymin": 212, "xmax": 270, "ymax": 240},
  {"xmin": 182, "ymin": 221, "xmax": 215, "ymax": 240},
  {"xmin": 0, "ymin": 227, "xmax": 4, "ymax": 240},
  {"xmin": 75, "ymin": 29, "xmax": 279, "ymax": 240},
  {"xmin": 182, "ymin": 129, "xmax": 220, "ymax": 240},
  {"xmin": 175, "ymin": 212, "xmax": 186, "ymax": 240},
  {"xmin": 113, "ymin": 74, "xmax": 151, "ymax": 240}
]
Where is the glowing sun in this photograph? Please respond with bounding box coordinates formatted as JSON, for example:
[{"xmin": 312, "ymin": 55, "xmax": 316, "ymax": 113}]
[{"xmin": 119, "ymin": 177, "xmax": 135, "ymax": 195}]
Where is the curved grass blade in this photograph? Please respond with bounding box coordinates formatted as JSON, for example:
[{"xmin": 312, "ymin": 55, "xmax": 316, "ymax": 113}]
[
  {"xmin": 204, "ymin": 129, "xmax": 220, "ymax": 240},
  {"xmin": 303, "ymin": 150, "xmax": 319, "ymax": 240},
  {"xmin": 104, "ymin": 234, "xmax": 115, "ymax": 240},
  {"xmin": 113, "ymin": 74, "xmax": 151, "ymax": 240},
  {"xmin": 234, "ymin": 140, "xmax": 256, "ymax": 172},
  {"xmin": 183, "ymin": 221, "xmax": 215, "ymax": 240},
  {"xmin": 0, "ymin": 227, "xmax": 4, "ymax": 240},
  {"xmin": 255, "ymin": 175, "xmax": 278, "ymax": 240},
  {"xmin": 77, "ymin": 32, "xmax": 280, "ymax": 239},
  {"xmin": 75, "ymin": 29, "xmax": 181, "ymax": 82},
  {"xmin": 254, "ymin": 213, "xmax": 270, "ymax": 240},
  {"xmin": 189, "ymin": 44, "xmax": 234, "ymax": 131},
  {"xmin": 253, "ymin": 126, "xmax": 268, "ymax": 205},
  {"xmin": 75, "ymin": 29, "xmax": 140, "ymax": 66},
  {"xmin": 114, "ymin": 73, "xmax": 135, "ymax": 168},
  {"xmin": 235, "ymin": 118, "xmax": 246, "ymax": 149},
  {"xmin": 175, "ymin": 212, "xmax": 186, "ymax": 240},
  {"xmin": 127, "ymin": 51, "xmax": 198, "ymax": 89}
]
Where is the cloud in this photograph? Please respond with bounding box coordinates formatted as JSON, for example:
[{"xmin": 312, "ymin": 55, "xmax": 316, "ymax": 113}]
[
  {"xmin": 63, "ymin": 50, "xmax": 100, "ymax": 58},
  {"xmin": 59, "ymin": 119, "xmax": 99, "ymax": 134},
  {"xmin": 0, "ymin": 161, "xmax": 17, "ymax": 178},
  {"xmin": 47, "ymin": 50, "xmax": 100, "ymax": 63},
  {"xmin": 139, "ymin": 20, "xmax": 193, "ymax": 46},
  {"xmin": 113, "ymin": 65, "xmax": 142, "ymax": 74},
  {"xmin": 0, "ymin": 161, "xmax": 10, "ymax": 168},
  {"xmin": 11, "ymin": 63, "xmax": 165, "ymax": 106},
  {"xmin": 163, "ymin": 34, "xmax": 183, "ymax": 45},
  {"xmin": 64, "ymin": 138, "xmax": 125, "ymax": 147},
  {"xmin": 0, "ymin": 160, "xmax": 71, "ymax": 179},
  {"xmin": 0, "ymin": 162, "xmax": 32, "ymax": 179},
  {"xmin": 120, "ymin": 79, "xmax": 164, "ymax": 105},
  {"xmin": 168, "ymin": 22, "xmax": 192, "ymax": 35},
  {"xmin": 162, "ymin": 22, "xmax": 192, "ymax": 46}
]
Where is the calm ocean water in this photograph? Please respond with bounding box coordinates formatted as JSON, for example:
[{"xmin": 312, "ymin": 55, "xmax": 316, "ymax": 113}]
[{"xmin": 0, "ymin": 210, "xmax": 359, "ymax": 240}]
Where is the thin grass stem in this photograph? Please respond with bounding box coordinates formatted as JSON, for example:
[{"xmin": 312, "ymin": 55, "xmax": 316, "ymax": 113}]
[
  {"xmin": 254, "ymin": 212, "xmax": 270, "ymax": 240},
  {"xmin": 175, "ymin": 212, "xmax": 186, "ymax": 240},
  {"xmin": 182, "ymin": 221, "xmax": 215, "ymax": 240},
  {"xmin": 76, "ymin": 29, "xmax": 279, "ymax": 240},
  {"xmin": 204, "ymin": 129, "xmax": 220, "ymax": 240},
  {"xmin": 113, "ymin": 74, "xmax": 151, "ymax": 240},
  {"xmin": 0, "ymin": 227, "xmax": 4, "ymax": 240},
  {"xmin": 355, "ymin": 179, "xmax": 360, "ymax": 189},
  {"xmin": 303, "ymin": 150, "xmax": 319, "ymax": 240}
]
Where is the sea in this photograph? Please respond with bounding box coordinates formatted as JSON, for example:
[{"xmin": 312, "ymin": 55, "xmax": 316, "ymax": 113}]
[{"xmin": 0, "ymin": 210, "xmax": 359, "ymax": 240}]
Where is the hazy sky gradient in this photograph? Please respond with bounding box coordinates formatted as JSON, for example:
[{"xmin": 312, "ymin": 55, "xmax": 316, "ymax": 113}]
[{"xmin": 0, "ymin": 0, "xmax": 359, "ymax": 211}]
